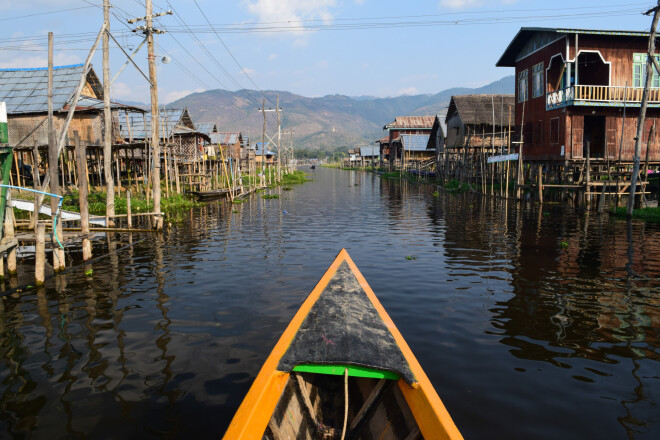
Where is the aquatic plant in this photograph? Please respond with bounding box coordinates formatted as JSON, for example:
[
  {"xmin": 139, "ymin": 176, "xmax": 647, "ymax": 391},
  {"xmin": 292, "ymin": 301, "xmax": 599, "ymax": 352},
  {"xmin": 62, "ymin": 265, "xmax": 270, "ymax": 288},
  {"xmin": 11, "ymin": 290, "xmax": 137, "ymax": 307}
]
[
  {"xmin": 405, "ymin": 256, "xmax": 416, "ymax": 260},
  {"xmin": 432, "ymin": 191, "xmax": 439, "ymax": 198},
  {"xmin": 262, "ymin": 194, "xmax": 280, "ymax": 199},
  {"xmin": 560, "ymin": 241, "xmax": 569, "ymax": 249}
]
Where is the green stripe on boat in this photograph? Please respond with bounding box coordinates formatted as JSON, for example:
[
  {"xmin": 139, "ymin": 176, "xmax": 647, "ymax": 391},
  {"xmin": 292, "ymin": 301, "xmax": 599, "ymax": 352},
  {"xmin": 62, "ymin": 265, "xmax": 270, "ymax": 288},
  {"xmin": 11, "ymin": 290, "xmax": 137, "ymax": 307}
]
[{"xmin": 292, "ymin": 364, "xmax": 400, "ymax": 380}]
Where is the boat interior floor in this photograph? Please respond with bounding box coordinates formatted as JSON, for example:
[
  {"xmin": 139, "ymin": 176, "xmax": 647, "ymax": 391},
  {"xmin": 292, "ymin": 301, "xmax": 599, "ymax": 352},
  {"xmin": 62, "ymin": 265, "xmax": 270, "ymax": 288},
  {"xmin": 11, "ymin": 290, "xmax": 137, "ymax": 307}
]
[{"xmin": 264, "ymin": 371, "xmax": 423, "ymax": 440}]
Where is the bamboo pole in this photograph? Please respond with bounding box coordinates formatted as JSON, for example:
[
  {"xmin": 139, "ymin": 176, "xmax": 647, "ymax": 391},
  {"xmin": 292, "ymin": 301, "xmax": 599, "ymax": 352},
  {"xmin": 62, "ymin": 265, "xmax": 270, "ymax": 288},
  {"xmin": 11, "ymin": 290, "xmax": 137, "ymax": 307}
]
[
  {"xmin": 127, "ymin": 190, "xmax": 132, "ymax": 229},
  {"xmin": 75, "ymin": 132, "xmax": 92, "ymax": 261},
  {"xmin": 35, "ymin": 223, "xmax": 45, "ymax": 285}
]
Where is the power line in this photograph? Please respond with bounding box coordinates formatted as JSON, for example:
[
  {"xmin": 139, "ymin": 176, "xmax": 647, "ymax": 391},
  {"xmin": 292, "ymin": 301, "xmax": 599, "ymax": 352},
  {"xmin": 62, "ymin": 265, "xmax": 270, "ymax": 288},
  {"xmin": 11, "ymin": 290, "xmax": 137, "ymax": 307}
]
[
  {"xmin": 190, "ymin": 0, "xmax": 271, "ymax": 107},
  {"xmin": 0, "ymin": 5, "xmax": 96, "ymax": 21}
]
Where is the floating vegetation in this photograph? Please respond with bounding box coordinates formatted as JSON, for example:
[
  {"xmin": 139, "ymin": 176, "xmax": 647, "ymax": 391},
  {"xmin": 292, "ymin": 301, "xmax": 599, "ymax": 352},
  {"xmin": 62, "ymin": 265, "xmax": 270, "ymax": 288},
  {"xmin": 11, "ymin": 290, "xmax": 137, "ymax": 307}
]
[
  {"xmin": 283, "ymin": 186, "xmax": 293, "ymax": 191},
  {"xmin": 232, "ymin": 199, "xmax": 246, "ymax": 204},
  {"xmin": 405, "ymin": 256, "xmax": 416, "ymax": 260},
  {"xmin": 613, "ymin": 206, "xmax": 660, "ymax": 222},
  {"xmin": 432, "ymin": 191, "xmax": 439, "ymax": 198},
  {"xmin": 232, "ymin": 210, "xmax": 239, "ymax": 213},
  {"xmin": 560, "ymin": 241, "xmax": 569, "ymax": 249},
  {"xmin": 85, "ymin": 269, "xmax": 93, "ymax": 276},
  {"xmin": 262, "ymin": 194, "xmax": 280, "ymax": 199}
]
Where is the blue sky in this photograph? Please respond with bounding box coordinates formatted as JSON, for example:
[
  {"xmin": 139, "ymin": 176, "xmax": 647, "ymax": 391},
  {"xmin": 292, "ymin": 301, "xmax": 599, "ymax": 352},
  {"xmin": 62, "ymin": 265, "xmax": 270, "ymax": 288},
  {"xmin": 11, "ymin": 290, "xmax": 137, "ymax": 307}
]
[{"xmin": 0, "ymin": 1, "xmax": 656, "ymax": 104}]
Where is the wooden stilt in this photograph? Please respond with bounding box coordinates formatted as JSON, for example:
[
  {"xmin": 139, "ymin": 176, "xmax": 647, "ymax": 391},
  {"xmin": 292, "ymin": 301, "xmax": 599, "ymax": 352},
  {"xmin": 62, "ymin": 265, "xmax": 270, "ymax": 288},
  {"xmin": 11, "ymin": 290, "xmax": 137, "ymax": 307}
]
[{"xmin": 35, "ymin": 223, "xmax": 45, "ymax": 285}]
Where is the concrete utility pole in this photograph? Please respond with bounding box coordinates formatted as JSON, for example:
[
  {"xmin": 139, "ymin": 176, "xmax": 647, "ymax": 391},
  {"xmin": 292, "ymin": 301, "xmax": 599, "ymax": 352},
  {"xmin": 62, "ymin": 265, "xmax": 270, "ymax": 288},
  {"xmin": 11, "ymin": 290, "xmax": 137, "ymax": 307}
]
[
  {"xmin": 103, "ymin": 0, "xmax": 114, "ymax": 219},
  {"xmin": 128, "ymin": 2, "xmax": 171, "ymax": 230},
  {"xmin": 629, "ymin": 1, "xmax": 660, "ymax": 216}
]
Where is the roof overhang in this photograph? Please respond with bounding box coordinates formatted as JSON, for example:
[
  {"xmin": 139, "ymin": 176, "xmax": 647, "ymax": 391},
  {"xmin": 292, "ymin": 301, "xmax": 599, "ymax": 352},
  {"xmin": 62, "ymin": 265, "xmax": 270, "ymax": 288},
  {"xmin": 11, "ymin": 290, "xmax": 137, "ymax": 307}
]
[{"xmin": 496, "ymin": 27, "xmax": 653, "ymax": 68}]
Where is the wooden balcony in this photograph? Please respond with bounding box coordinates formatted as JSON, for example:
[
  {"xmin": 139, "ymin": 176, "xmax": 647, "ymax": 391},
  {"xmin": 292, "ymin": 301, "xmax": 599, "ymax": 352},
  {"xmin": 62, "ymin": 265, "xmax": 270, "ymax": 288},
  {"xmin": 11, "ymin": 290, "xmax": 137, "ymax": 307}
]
[{"xmin": 546, "ymin": 85, "xmax": 660, "ymax": 110}]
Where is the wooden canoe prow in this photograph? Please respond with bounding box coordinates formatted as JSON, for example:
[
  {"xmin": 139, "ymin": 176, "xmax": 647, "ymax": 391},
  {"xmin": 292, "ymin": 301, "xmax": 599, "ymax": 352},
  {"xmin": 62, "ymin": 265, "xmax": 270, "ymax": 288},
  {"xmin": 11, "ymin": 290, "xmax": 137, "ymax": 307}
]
[{"xmin": 224, "ymin": 249, "xmax": 463, "ymax": 439}]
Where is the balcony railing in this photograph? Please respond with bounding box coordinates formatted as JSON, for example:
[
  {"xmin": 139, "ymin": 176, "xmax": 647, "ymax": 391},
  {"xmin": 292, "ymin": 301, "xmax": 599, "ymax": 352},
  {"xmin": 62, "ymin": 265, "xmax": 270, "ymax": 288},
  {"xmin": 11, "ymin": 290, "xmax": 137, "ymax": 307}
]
[{"xmin": 546, "ymin": 85, "xmax": 660, "ymax": 110}]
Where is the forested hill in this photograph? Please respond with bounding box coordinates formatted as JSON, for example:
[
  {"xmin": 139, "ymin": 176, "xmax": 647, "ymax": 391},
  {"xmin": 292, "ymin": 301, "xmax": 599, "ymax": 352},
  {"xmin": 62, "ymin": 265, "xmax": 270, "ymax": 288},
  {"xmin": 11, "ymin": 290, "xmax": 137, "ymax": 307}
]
[{"xmin": 168, "ymin": 75, "xmax": 514, "ymax": 150}]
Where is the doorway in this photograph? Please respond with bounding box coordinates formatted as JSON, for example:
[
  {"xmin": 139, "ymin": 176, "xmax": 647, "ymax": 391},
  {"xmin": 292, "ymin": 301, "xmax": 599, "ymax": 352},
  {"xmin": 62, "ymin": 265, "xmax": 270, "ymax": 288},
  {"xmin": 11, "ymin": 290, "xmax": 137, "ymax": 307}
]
[{"xmin": 583, "ymin": 115, "xmax": 606, "ymax": 158}]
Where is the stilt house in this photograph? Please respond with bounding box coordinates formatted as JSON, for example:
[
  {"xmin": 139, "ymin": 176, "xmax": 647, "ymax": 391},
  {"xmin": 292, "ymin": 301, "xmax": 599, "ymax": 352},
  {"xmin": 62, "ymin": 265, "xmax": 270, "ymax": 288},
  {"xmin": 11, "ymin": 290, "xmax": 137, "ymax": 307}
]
[
  {"xmin": 445, "ymin": 95, "xmax": 515, "ymax": 150},
  {"xmin": 383, "ymin": 116, "xmax": 435, "ymax": 168},
  {"xmin": 496, "ymin": 27, "xmax": 660, "ymax": 164},
  {"xmin": 120, "ymin": 108, "xmax": 210, "ymax": 161},
  {"xmin": 0, "ymin": 63, "xmax": 143, "ymax": 150}
]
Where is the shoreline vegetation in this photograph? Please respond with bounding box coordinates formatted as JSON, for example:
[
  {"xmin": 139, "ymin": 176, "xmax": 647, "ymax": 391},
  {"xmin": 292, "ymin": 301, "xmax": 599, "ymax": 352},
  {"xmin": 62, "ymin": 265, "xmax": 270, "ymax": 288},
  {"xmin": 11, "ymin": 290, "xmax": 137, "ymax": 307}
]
[
  {"xmin": 10, "ymin": 170, "xmax": 311, "ymax": 222},
  {"xmin": 323, "ymin": 162, "xmax": 660, "ymax": 222}
]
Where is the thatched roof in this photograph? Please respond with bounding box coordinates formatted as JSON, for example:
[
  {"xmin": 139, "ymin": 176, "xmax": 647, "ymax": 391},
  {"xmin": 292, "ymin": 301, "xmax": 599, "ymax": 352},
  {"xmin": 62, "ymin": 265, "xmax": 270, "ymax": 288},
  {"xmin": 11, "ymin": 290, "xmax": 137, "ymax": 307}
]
[{"xmin": 446, "ymin": 94, "xmax": 514, "ymax": 127}]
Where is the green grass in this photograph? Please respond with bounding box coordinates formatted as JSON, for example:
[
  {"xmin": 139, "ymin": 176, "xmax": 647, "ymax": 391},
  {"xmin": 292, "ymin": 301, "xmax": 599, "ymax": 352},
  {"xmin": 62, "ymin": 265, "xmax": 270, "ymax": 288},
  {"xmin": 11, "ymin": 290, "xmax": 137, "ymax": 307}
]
[
  {"xmin": 443, "ymin": 179, "xmax": 471, "ymax": 192},
  {"xmin": 613, "ymin": 206, "xmax": 660, "ymax": 221},
  {"xmin": 59, "ymin": 190, "xmax": 202, "ymax": 221},
  {"xmin": 281, "ymin": 170, "xmax": 310, "ymax": 185}
]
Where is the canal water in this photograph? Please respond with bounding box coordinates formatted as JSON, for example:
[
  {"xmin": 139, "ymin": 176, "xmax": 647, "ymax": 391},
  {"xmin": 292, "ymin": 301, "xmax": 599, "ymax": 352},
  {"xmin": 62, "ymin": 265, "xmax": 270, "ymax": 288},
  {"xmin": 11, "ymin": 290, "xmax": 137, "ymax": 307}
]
[{"xmin": 0, "ymin": 167, "xmax": 659, "ymax": 439}]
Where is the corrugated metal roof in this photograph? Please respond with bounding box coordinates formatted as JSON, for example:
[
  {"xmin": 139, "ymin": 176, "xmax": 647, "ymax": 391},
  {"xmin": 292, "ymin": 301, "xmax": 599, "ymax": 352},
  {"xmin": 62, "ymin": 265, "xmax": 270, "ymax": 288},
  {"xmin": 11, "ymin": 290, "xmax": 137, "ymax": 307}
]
[
  {"xmin": 384, "ymin": 116, "xmax": 435, "ymax": 130},
  {"xmin": 195, "ymin": 122, "xmax": 216, "ymax": 135},
  {"xmin": 119, "ymin": 108, "xmax": 188, "ymax": 139},
  {"xmin": 360, "ymin": 145, "xmax": 380, "ymax": 157},
  {"xmin": 210, "ymin": 132, "xmax": 240, "ymax": 145},
  {"xmin": 377, "ymin": 135, "xmax": 389, "ymax": 144},
  {"xmin": 0, "ymin": 64, "xmax": 102, "ymax": 114},
  {"xmin": 400, "ymin": 134, "xmax": 430, "ymax": 151},
  {"xmin": 254, "ymin": 143, "xmax": 276, "ymax": 155}
]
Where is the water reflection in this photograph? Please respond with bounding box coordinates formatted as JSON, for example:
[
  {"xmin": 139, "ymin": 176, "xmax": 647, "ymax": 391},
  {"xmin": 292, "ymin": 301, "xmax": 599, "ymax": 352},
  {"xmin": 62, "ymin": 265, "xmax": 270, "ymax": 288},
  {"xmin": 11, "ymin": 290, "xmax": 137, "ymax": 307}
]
[{"xmin": 0, "ymin": 168, "xmax": 658, "ymax": 439}]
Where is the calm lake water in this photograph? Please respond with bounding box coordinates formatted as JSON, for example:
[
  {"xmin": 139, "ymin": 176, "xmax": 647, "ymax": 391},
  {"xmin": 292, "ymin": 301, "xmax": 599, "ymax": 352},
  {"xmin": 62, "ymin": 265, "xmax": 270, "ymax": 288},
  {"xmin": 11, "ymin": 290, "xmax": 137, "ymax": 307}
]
[{"xmin": 1, "ymin": 167, "xmax": 659, "ymax": 439}]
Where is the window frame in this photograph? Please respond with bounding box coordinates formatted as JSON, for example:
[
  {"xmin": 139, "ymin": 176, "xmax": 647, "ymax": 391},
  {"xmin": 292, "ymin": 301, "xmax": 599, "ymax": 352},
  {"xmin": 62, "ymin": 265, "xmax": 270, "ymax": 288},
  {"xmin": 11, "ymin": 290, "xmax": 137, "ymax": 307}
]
[
  {"xmin": 550, "ymin": 117, "xmax": 560, "ymax": 144},
  {"xmin": 532, "ymin": 62, "xmax": 545, "ymax": 98},
  {"xmin": 633, "ymin": 53, "xmax": 660, "ymax": 88},
  {"xmin": 518, "ymin": 69, "xmax": 529, "ymax": 103}
]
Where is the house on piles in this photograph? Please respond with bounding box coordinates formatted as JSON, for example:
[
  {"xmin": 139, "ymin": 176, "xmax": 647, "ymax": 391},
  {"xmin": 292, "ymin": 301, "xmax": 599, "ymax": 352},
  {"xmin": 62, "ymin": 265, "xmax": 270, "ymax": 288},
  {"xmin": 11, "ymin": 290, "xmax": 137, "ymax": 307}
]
[
  {"xmin": 445, "ymin": 95, "xmax": 514, "ymax": 150},
  {"xmin": 119, "ymin": 108, "xmax": 210, "ymax": 161},
  {"xmin": 360, "ymin": 145, "xmax": 380, "ymax": 165},
  {"xmin": 0, "ymin": 63, "xmax": 145, "ymax": 184},
  {"xmin": 211, "ymin": 132, "xmax": 243, "ymax": 163},
  {"xmin": 383, "ymin": 116, "xmax": 435, "ymax": 169},
  {"xmin": 496, "ymin": 27, "xmax": 660, "ymax": 170},
  {"xmin": 195, "ymin": 122, "xmax": 219, "ymax": 158},
  {"xmin": 254, "ymin": 143, "xmax": 277, "ymax": 165}
]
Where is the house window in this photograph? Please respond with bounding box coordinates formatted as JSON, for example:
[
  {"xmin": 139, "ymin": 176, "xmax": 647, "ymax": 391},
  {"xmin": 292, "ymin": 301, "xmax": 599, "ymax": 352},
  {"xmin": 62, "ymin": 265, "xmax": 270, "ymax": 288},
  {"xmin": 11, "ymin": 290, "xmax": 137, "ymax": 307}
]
[
  {"xmin": 550, "ymin": 118, "xmax": 560, "ymax": 144},
  {"xmin": 633, "ymin": 53, "xmax": 660, "ymax": 88},
  {"xmin": 532, "ymin": 62, "xmax": 544, "ymax": 98},
  {"xmin": 534, "ymin": 121, "xmax": 543, "ymax": 144},
  {"xmin": 518, "ymin": 69, "xmax": 529, "ymax": 103}
]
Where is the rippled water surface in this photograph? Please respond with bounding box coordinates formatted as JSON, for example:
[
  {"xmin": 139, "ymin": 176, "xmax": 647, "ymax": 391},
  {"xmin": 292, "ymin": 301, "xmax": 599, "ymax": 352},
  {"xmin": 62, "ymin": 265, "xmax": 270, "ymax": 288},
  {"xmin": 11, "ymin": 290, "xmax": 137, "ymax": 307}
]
[{"xmin": 1, "ymin": 167, "xmax": 659, "ymax": 439}]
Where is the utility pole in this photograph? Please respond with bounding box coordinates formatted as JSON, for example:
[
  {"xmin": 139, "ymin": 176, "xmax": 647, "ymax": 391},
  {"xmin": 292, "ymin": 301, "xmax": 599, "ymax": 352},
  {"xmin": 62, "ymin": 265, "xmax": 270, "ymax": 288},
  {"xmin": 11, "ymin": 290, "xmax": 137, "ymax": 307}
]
[
  {"xmin": 258, "ymin": 98, "xmax": 283, "ymax": 183},
  {"xmin": 128, "ymin": 2, "xmax": 171, "ymax": 230},
  {"xmin": 276, "ymin": 94, "xmax": 281, "ymax": 181},
  {"xmin": 103, "ymin": 0, "xmax": 114, "ymax": 219},
  {"xmin": 629, "ymin": 1, "xmax": 660, "ymax": 216}
]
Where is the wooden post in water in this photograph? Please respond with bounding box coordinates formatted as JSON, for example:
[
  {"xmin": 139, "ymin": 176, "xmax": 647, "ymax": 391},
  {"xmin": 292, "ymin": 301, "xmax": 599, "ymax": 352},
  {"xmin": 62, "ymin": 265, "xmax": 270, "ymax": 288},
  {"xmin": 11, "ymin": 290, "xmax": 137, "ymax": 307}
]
[
  {"xmin": 538, "ymin": 163, "xmax": 543, "ymax": 203},
  {"xmin": 4, "ymin": 203, "xmax": 16, "ymax": 275},
  {"xmin": 75, "ymin": 132, "xmax": 92, "ymax": 261},
  {"xmin": 585, "ymin": 141, "xmax": 591, "ymax": 205},
  {"xmin": 127, "ymin": 190, "xmax": 132, "ymax": 229},
  {"xmin": 35, "ymin": 223, "xmax": 45, "ymax": 285}
]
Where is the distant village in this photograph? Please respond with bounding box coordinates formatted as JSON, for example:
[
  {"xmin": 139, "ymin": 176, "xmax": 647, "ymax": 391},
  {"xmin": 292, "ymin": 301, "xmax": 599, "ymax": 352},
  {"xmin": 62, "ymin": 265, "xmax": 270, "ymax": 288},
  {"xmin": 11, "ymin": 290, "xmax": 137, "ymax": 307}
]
[{"xmin": 1, "ymin": 25, "xmax": 660, "ymax": 282}]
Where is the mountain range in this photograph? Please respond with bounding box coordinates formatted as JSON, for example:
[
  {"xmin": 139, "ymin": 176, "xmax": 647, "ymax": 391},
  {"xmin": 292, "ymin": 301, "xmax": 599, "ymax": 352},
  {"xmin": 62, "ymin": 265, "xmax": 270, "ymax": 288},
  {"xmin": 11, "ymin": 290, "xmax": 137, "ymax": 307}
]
[{"xmin": 167, "ymin": 75, "xmax": 514, "ymax": 150}]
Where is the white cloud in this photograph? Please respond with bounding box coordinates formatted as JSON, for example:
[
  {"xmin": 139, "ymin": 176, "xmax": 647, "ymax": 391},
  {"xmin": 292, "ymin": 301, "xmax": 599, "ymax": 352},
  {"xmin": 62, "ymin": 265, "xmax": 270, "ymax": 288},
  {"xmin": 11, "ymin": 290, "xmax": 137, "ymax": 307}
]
[
  {"xmin": 164, "ymin": 88, "xmax": 204, "ymax": 104},
  {"xmin": 439, "ymin": 0, "xmax": 484, "ymax": 9},
  {"xmin": 316, "ymin": 60, "xmax": 329, "ymax": 68},
  {"xmin": 0, "ymin": 52, "xmax": 80, "ymax": 69},
  {"xmin": 397, "ymin": 87, "xmax": 419, "ymax": 96},
  {"xmin": 243, "ymin": 0, "xmax": 338, "ymax": 34},
  {"xmin": 268, "ymin": 53, "xmax": 278, "ymax": 61},
  {"xmin": 241, "ymin": 67, "xmax": 256, "ymax": 76}
]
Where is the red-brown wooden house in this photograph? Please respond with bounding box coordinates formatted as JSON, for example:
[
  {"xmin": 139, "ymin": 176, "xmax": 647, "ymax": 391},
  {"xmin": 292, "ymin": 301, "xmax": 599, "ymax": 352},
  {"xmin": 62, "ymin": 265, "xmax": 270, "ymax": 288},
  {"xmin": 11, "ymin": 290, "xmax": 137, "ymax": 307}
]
[{"xmin": 497, "ymin": 27, "xmax": 660, "ymax": 165}]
